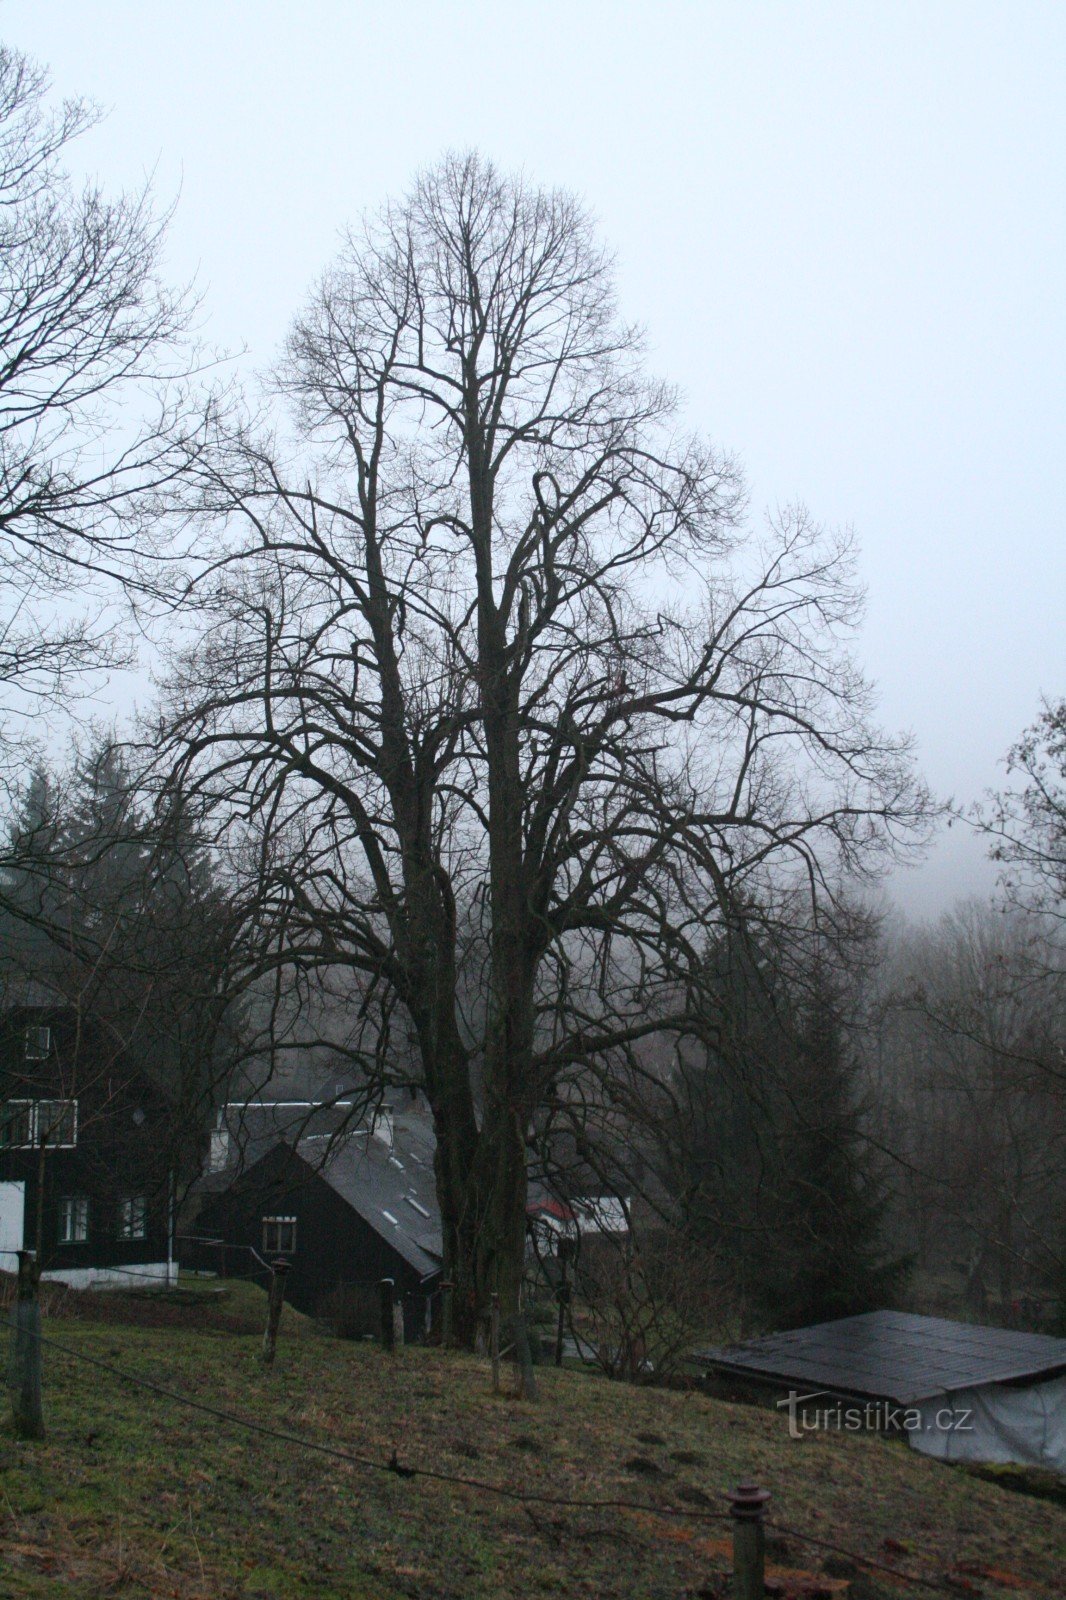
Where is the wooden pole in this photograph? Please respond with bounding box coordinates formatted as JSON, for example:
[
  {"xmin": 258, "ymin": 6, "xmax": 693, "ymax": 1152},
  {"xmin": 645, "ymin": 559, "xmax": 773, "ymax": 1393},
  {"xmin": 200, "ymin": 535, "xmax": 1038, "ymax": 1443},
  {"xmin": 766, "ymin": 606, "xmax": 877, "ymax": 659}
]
[
  {"xmin": 726, "ymin": 1483, "xmax": 770, "ymax": 1600},
  {"xmin": 392, "ymin": 1297, "xmax": 405, "ymax": 1350},
  {"xmin": 490, "ymin": 1291, "xmax": 500, "ymax": 1393},
  {"xmin": 261, "ymin": 1259, "xmax": 290, "ymax": 1366},
  {"xmin": 508, "ymin": 1312, "xmax": 538, "ymax": 1402},
  {"xmin": 9, "ymin": 1251, "xmax": 44, "ymax": 1439},
  {"xmin": 554, "ymin": 1239, "xmax": 573, "ymax": 1368},
  {"xmin": 380, "ymin": 1278, "xmax": 395, "ymax": 1352},
  {"xmin": 554, "ymin": 1278, "xmax": 569, "ymax": 1367}
]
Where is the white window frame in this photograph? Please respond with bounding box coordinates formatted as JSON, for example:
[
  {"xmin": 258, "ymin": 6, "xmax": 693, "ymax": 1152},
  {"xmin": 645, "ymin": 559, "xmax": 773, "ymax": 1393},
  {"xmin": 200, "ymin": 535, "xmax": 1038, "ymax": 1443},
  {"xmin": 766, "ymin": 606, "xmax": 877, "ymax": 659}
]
[
  {"xmin": 262, "ymin": 1216, "xmax": 296, "ymax": 1254},
  {"xmin": 58, "ymin": 1195, "xmax": 89, "ymax": 1244},
  {"xmin": 0, "ymin": 1099, "xmax": 78, "ymax": 1149},
  {"xmin": 0, "ymin": 1099, "xmax": 35, "ymax": 1148},
  {"xmin": 23, "ymin": 1025, "xmax": 51, "ymax": 1061},
  {"xmin": 116, "ymin": 1195, "xmax": 148, "ymax": 1240},
  {"xmin": 35, "ymin": 1099, "xmax": 78, "ymax": 1148}
]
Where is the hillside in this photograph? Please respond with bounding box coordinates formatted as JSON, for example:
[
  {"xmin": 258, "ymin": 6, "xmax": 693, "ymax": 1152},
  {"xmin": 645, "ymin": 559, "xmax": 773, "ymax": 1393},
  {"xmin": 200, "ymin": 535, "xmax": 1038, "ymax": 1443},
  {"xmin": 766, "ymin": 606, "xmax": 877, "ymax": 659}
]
[{"xmin": 0, "ymin": 1292, "xmax": 1062, "ymax": 1599}]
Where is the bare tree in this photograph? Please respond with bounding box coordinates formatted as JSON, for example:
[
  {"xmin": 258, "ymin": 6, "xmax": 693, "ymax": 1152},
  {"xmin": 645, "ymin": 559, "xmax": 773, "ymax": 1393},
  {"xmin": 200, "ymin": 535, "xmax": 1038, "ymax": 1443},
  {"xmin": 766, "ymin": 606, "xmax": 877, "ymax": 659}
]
[
  {"xmin": 0, "ymin": 43, "xmax": 193, "ymax": 758},
  {"xmin": 161, "ymin": 155, "xmax": 930, "ymax": 1343},
  {"xmin": 874, "ymin": 903, "xmax": 1064, "ymax": 1314},
  {"xmin": 976, "ymin": 698, "xmax": 1065, "ymax": 929}
]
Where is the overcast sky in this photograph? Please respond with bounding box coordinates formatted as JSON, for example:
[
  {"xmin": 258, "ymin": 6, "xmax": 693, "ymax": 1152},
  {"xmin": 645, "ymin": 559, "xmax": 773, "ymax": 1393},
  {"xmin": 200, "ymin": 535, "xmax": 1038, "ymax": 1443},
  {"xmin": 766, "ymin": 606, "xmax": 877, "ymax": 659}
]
[{"xmin": 11, "ymin": 1, "xmax": 1063, "ymax": 919}]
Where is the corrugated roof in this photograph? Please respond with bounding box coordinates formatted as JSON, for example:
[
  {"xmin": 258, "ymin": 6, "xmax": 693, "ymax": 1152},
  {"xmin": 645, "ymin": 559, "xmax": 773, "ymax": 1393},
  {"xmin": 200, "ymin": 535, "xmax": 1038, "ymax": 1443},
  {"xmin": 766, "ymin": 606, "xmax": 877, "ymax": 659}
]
[{"xmin": 695, "ymin": 1311, "xmax": 1066, "ymax": 1405}]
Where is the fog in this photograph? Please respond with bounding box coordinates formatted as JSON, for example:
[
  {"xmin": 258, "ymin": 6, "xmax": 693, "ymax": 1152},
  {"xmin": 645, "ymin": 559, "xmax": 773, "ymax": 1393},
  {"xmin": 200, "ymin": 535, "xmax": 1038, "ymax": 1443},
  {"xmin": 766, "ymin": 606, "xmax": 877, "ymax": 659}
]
[{"xmin": 9, "ymin": 0, "xmax": 1063, "ymax": 916}]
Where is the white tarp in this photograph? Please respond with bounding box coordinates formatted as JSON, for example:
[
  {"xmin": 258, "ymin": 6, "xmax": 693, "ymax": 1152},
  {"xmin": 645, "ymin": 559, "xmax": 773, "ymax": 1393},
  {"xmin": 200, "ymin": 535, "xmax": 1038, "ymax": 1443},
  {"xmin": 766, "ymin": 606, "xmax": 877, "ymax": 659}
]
[{"xmin": 908, "ymin": 1374, "xmax": 1066, "ymax": 1472}]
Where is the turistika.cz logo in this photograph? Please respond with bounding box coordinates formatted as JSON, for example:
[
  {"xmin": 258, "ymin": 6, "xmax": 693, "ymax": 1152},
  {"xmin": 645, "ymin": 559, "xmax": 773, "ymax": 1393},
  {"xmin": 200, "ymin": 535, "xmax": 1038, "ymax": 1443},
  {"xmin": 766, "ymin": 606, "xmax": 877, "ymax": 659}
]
[{"xmin": 776, "ymin": 1390, "xmax": 974, "ymax": 1440}]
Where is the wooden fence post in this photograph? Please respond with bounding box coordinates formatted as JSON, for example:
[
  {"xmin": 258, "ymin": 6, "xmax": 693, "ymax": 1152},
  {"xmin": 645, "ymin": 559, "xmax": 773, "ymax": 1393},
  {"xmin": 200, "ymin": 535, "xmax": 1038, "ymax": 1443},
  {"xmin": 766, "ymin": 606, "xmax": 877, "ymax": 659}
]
[
  {"xmin": 9, "ymin": 1250, "xmax": 44, "ymax": 1439},
  {"xmin": 261, "ymin": 1259, "xmax": 290, "ymax": 1366},
  {"xmin": 380, "ymin": 1278, "xmax": 395, "ymax": 1352},
  {"xmin": 392, "ymin": 1296, "xmax": 405, "ymax": 1350},
  {"xmin": 490, "ymin": 1292, "xmax": 500, "ymax": 1392},
  {"xmin": 554, "ymin": 1236, "xmax": 574, "ymax": 1368},
  {"xmin": 508, "ymin": 1312, "xmax": 538, "ymax": 1402},
  {"xmin": 726, "ymin": 1482, "xmax": 770, "ymax": 1600}
]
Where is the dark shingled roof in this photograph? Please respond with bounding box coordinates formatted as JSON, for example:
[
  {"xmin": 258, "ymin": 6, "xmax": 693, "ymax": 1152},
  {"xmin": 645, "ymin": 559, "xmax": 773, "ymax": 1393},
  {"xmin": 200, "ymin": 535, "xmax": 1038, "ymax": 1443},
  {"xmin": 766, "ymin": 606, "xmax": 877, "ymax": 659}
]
[
  {"xmin": 199, "ymin": 1102, "xmax": 442, "ymax": 1280},
  {"xmin": 695, "ymin": 1311, "xmax": 1066, "ymax": 1406},
  {"xmin": 301, "ymin": 1109, "xmax": 441, "ymax": 1279}
]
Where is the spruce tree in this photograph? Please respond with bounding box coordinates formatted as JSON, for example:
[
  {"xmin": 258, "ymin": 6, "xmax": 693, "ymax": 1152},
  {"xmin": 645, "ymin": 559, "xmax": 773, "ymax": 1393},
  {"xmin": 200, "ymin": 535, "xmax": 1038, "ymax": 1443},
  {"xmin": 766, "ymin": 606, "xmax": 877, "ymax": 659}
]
[{"xmin": 668, "ymin": 930, "xmax": 908, "ymax": 1330}]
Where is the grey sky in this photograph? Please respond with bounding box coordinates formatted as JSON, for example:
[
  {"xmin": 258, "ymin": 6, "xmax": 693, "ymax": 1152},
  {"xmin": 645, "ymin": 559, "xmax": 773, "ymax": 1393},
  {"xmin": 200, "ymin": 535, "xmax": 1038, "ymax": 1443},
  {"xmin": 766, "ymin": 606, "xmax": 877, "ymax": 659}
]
[{"xmin": 12, "ymin": 1, "xmax": 1063, "ymax": 917}]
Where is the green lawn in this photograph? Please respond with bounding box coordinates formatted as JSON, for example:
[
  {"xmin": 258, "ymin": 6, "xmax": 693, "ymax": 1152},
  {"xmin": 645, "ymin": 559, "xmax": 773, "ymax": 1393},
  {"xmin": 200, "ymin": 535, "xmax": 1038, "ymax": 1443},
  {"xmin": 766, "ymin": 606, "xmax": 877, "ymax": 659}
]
[{"xmin": 0, "ymin": 1285, "xmax": 1062, "ymax": 1599}]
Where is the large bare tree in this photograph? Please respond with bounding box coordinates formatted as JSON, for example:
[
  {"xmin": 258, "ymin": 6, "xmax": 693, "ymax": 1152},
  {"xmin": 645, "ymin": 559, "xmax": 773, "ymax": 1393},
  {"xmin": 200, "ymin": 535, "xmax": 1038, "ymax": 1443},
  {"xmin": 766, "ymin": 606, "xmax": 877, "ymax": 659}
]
[
  {"xmin": 162, "ymin": 155, "xmax": 929, "ymax": 1343},
  {"xmin": 0, "ymin": 43, "xmax": 193, "ymax": 759}
]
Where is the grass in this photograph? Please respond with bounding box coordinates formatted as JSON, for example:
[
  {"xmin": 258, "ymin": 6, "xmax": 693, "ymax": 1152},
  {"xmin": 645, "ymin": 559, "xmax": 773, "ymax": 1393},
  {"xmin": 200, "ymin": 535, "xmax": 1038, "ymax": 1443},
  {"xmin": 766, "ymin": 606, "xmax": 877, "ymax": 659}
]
[{"xmin": 0, "ymin": 1282, "xmax": 1063, "ymax": 1599}]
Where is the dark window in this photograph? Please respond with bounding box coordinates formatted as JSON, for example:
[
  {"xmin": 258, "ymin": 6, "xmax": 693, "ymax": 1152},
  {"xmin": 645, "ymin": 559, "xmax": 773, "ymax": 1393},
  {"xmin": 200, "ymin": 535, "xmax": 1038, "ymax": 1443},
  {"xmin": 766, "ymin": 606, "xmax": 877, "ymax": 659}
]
[
  {"xmin": 262, "ymin": 1216, "xmax": 296, "ymax": 1254},
  {"xmin": 0, "ymin": 1100, "xmax": 34, "ymax": 1148},
  {"xmin": 58, "ymin": 1196, "xmax": 89, "ymax": 1244},
  {"xmin": 24, "ymin": 1025, "xmax": 50, "ymax": 1060},
  {"xmin": 36, "ymin": 1099, "xmax": 77, "ymax": 1146},
  {"xmin": 116, "ymin": 1196, "xmax": 147, "ymax": 1240}
]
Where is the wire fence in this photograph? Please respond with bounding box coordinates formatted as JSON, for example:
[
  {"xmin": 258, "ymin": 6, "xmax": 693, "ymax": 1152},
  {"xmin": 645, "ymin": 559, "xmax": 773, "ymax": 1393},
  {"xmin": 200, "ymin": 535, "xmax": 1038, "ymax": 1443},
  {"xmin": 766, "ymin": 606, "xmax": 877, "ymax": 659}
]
[{"xmin": 0, "ymin": 1309, "xmax": 969, "ymax": 1594}]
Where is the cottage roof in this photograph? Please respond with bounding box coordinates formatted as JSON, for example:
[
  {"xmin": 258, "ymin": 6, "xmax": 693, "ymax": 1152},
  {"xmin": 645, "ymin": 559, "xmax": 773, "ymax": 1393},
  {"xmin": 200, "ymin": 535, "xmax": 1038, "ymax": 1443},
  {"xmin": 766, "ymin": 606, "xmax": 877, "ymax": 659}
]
[
  {"xmin": 695, "ymin": 1310, "xmax": 1066, "ymax": 1406},
  {"xmin": 204, "ymin": 1100, "xmax": 442, "ymax": 1279},
  {"xmin": 304, "ymin": 1109, "xmax": 441, "ymax": 1278}
]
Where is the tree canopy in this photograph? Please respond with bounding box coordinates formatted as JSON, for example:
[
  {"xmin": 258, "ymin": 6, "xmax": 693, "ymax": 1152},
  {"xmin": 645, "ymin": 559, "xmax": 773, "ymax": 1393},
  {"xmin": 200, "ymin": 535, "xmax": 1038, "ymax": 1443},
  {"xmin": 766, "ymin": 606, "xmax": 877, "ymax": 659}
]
[{"xmin": 158, "ymin": 154, "xmax": 930, "ymax": 1340}]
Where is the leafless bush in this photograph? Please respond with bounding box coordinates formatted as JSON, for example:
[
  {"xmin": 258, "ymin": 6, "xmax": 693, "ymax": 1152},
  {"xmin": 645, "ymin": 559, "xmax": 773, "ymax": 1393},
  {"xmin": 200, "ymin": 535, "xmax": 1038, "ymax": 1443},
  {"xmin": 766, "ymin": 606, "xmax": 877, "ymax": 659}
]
[{"xmin": 572, "ymin": 1229, "xmax": 730, "ymax": 1384}]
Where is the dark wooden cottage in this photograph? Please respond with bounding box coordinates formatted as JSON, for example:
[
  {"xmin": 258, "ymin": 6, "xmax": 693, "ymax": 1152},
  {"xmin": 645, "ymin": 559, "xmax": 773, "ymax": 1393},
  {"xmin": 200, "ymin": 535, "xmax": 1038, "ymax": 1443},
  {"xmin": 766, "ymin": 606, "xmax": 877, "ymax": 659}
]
[
  {"xmin": 0, "ymin": 1005, "xmax": 174, "ymax": 1287},
  {"xmin": 192, "ymin": 1102, "xmax": 442, "ymax": 1339}
]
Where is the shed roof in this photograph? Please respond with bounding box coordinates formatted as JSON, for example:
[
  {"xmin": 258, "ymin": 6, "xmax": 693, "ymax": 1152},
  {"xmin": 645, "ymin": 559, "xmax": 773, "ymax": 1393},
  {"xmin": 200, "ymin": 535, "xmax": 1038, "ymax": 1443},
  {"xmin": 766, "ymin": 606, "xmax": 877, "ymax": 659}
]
[{"xmin": 695, "ymin": 1311, "xmax": 1066, "ymax": 1406}]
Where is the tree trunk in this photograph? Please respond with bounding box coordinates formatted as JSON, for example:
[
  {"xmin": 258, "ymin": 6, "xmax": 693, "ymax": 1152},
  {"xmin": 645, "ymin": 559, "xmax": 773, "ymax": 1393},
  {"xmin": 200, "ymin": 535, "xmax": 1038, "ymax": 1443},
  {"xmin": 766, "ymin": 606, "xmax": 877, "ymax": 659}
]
[{"xmin": 431, "ymin": 1084, "xmax": 530, "ymax": 1347}]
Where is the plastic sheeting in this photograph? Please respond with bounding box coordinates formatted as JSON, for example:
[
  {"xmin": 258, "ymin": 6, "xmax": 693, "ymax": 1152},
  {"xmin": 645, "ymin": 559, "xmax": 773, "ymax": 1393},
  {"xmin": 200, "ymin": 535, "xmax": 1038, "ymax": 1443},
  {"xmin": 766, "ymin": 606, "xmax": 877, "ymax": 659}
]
[{"xmin": 908, "ymin": 1374, "xmax": 1066, "ymax": 1472}]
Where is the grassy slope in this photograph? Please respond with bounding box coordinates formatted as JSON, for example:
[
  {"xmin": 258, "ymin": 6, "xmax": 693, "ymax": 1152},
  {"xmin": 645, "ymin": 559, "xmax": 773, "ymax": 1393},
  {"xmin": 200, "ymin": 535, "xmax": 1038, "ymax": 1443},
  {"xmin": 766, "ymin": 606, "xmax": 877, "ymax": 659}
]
[{"xmin": 0, "ymin": 1290, "xmax": 1062, "ymax": 1600}]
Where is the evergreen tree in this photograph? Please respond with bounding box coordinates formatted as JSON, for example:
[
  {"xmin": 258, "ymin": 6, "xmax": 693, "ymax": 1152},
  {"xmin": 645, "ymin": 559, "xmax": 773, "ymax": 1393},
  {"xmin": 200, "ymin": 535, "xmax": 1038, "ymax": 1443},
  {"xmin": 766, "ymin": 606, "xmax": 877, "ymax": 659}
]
[
  {"xmin": 0, "ymin": 765, "xmax": 65, "ymax": 990},
  {"xmin": 668, "ymin": 929, "xmax": 908, "ymax": 1329},
  {"xmin": 0, "ymin": 737, "xmax": 249, "ymax": 1176}
]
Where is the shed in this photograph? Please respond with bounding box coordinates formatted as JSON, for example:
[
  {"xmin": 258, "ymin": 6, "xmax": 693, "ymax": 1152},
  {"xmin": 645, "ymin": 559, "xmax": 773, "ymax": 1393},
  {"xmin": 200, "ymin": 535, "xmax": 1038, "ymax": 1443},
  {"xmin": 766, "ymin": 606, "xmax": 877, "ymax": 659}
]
[{"xmin": 695, "ymin": 1310, "xmax": 1066, "ymax": 1472}]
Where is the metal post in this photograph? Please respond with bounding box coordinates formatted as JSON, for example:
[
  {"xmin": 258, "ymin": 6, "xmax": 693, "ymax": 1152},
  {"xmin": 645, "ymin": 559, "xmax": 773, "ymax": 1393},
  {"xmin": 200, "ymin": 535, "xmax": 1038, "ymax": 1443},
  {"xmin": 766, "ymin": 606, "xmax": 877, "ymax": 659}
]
[
  {"xmin": 726, "ymin": 1482, "xmax": 770, "ymax": 1600},
  {"xmin": 490, "ymin": 1291, "xmax": 500, "ymax": 1392},
  {"xmin": 166, "ymin": 1168, "xmax": 177, "ymax": 1289},
  {"xmin": 261, "ymin": 1258, "xmax": 290, "ymax": 1366},
  {"xmin": 9, "ymin": 1251, "xmax": 44, "ymax": 1439},
  {"xmin": 380, "ymin": 1278, "xmax": 395, "ymax": 1352}
]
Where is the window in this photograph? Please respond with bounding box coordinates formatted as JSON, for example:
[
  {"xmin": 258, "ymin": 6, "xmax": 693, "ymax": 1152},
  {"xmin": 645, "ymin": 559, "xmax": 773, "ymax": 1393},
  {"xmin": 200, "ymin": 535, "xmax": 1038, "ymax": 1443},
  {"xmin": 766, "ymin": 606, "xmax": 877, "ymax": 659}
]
[
  {"xmin": 58, "ymin": 1196, "xmax": 89, "ymax": 1244},
  {"xmin": 116, "ymin": 1196, "xmax": 147, "ymax": 1240},
  {"xmin": 36, "ymin": 1100, "xmax": 77, "ymax": 1147},
  {"xmin": 262, "ymin": 1216, "xmax": 296, "ymax": 1254},
  {"xmin": 24, "ymin": 1026, "xmax": 51, "ymax": 1060},
  {"xmin": 0, "ymin": 1099, "xmax": 77, "ymax": 1149},
  {"xmin": 0, "ymin": 1100, "xmax": 34, "ymax": 1148}
]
